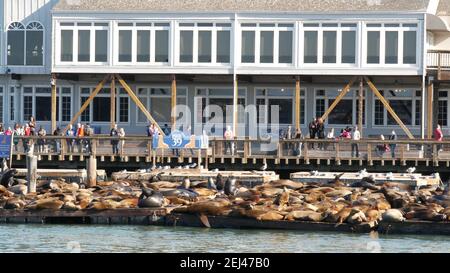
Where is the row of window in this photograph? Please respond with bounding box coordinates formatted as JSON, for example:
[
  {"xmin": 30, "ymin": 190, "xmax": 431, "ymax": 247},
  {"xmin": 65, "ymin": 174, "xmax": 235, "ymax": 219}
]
[
  {"xmin": 54, "ymin": 21, "xmax": 420, "ymax": 67},
  {"xmin": 7, "ymin": 22, "xmax": 44, "ymax": 66}
]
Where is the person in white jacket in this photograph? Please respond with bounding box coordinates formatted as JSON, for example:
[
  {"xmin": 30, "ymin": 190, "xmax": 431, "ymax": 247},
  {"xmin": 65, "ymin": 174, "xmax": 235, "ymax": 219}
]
[{"xmin": 352, "ymin": 126, "xmax": 361, "ymax": 158}]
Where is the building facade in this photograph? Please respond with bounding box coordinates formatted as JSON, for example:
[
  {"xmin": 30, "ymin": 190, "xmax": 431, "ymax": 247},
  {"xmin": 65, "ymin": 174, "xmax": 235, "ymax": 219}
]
[{"xmin": 1, "ymin": 0, "xmax": 450, "ymax": 137}]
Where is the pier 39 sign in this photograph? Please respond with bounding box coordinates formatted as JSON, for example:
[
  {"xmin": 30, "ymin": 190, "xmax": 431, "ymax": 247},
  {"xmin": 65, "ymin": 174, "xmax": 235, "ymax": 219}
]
[
  {"xmin": 0, "ymin": 136, "xmax": 13, "ymax": 159},
  {"xmin": 152, "ymin": 130, "xmax": 201, "ymax": 149}
]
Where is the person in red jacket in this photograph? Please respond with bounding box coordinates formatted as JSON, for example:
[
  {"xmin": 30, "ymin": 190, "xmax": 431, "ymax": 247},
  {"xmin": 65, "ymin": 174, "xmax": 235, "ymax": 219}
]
[{"xmin": 434, "ymin": 124, "xmax": 444, "ymax": 152}]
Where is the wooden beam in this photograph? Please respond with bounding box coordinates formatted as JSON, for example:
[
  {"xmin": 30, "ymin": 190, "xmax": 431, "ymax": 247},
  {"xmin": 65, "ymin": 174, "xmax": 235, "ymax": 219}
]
[
  {"xmin": 171, "ymin": 74, "xmax": 177, "ymax": 130},
  {"xmin": 321, "ymin": 76, "xmax": 357, "ymax": 121},
  {"xmin": 427, "ymin": 80, "xmax": 434, "ymax": 139},
  {"xmin": 295, "ymin": 76, "xmax": 301, "ymax": 131},
  {"xmin": 64, "ymin": 75, "xmax": 110, "ymax": 133},
  {"xmin": 358, "ymin": 77, "xmax": 364, "ymax": 136},
  {"xmin": 364, "ymin": 76, "xmax": 415, "ymax": 139},
  {"xmin": 115, "ymin": 74, "xmax": 166, "ymax": 136},
  {"xmin": 51, "ymin": 74, "xmax": 57, "ymax": 133},
  {"xmin": 110, "ymin": 75, "xmax": 116, "ymax": 129}
]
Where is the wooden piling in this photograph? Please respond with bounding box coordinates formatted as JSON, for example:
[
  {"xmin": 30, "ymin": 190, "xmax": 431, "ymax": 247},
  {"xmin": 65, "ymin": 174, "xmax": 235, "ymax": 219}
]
[
  {"xmin": 87, "ymin": 156, "xmax": 97, "ymax": 188},
  {"xmin": 26, "ymin": 154, "xmax": 37, "ymax": 193}
]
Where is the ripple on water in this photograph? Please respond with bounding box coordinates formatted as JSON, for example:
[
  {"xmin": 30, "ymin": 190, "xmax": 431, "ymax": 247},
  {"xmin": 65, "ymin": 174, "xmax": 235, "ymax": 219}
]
[{"xmin": 0, "ymin": 225, "xmax": 449, "ymax": 253}]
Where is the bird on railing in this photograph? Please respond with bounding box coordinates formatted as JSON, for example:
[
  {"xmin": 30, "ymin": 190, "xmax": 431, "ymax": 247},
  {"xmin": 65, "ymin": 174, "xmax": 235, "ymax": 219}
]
[
  {"xmin": 189, "ymin": 163, "xmax": 198, "ymax": 169},
  {"xmin": 211, "ymin": 168, "xmax": 219, "ymax": 173},
  {"xmin": 358, "ymin": 169, "xmax": 368, "ymax": 178},
  {"xmin": 386, "ymin": 172, "xmax": 394, "ymax": 180},
  {"xmin": 310, "ymin": 170, "xmax": 320, "ymax": 176},
  {"xmin": 406, "ymin": 167, "xmax": 416, "ymax": 174}
]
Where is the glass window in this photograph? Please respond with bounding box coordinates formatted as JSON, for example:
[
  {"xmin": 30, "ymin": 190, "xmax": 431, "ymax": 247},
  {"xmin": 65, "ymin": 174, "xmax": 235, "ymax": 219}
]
[
  {"xmin": 119, "ymin": 30, "xmax": 132, "ymax": 62},
  {"xmin": 268, "ymin": 99, "xmax": 292, "ymax": 124},
  {"xmin": 151, "ymin": 97, "xmax": 171, "ymax": 123},
  {"xmin": 180, "ymin": 30, "xmax": 193, "ymax": 62},
  {"xmin": 415, "ymin": 99, "xmax": 421, "ymax": 126},
  {"xmin": 342, "ymin": 31, "xmax": 356, "ymax": 63},
  {"xmin": 403, "ymin": 31, "xmax": 417, "ymax": 64},
  {"xmin": 137, "ymin": 30, "xmax": 150, "ymax": 62},
  {"xmin": 304, "ymin": 31, "xmax": 318, "ymax": 63},
  {"xmin": 328, "ymin": 99, "xmax": 353, "ymax": 125},
  {"xmin": 24, "ymin": 96, "xmax": 33, "ymax": 121},
  {"xmin": 95, "ymin": 30, "xmax": 108, "ymax": 62},
  {"xmin": 119, "ymin": 97, "xmax": 129, "ymax": 122},
  {"xmin": 388, "ymin": 100, "xmax": 412, "ymax": 125},
  {"xmin": 323, "ymin": 31, "xmax": 337, "ymax": 63},
  {"xmin": 62, "ymin": 96, "xmax": 71, "ymax": 122},
  {"xmin": 78, "ymin": 30, "xmax": 90, "ymax": 62},
  {"xmin": 93, "ymin": 97, "xmax": 111, "ymax": 122},
  {"xmin": 198, "ymin": 31, "xmax": 212, "ymax": 63},
  {"xmin": 81, "ymin": 96, "xmax": 90, "ymax": 122},
  {"xmin": 438, "ymin": 100, "xmax": 448, "ymax": 127},
  {"xmin": 61, "ymin": 30, "xmax": 73, "ymax": 62},
  {"xmin": 7, "ymin": 30, "xmax": 25, "ymax": 65},
  {"xmin": 279, "ymin": 31, "xmax": 293, "ymax": 64},
  {"xmin": 385, "ymin": 31, "xmax": 398, "ymax": 64},
  {"xmin": 367, "ymin": 31, "xmax": 380, "ymax": 64},
  {"xmin": 10, "ymin": 89, "xmax": 15, "ymax": 121},
  {"xmin": 26, "ymin": 30, "xmax": 43, "ymax": 65},
  {"xmin": 260, "ymin": 31, "xmax": 274, "ymax": 63},
  {"xmin": 241, "ymin": 31, "xmax": 255, "ymax": 63},
  {"xmin": 217, "ymin": 31, "xmax": 230, "ymax": 63},
  {"xmin": 36, "ymin": 97, "xmax": 52, "ymax": 121},
  {"xmin": 315, "ymin": 99, "xmax": 325, "ymax": 118},
  {"xmin": 155, "ymin": 30, "xmax": 169, "ymax": 62}
]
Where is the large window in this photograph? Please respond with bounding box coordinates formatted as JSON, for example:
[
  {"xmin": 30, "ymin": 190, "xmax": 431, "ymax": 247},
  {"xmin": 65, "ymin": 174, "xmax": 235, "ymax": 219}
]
[
  {"xmin": 438, "ymin": 91, "xmax": 449, "ymax": 127},
  {"xmin": 7, "ymin": 22, "xmax": 44, "ymax": 66},
  {"xmin": 178, "ymin": 22, "xmax": 231, "ymax": 64},
  {"xmin": 137, "ymin": 87, "xmax": 188, "ymax": 124},
  {"xmin": 22, "ymin": 86, "xmax": 72, "ymax": 123},
  {"xmin": 241, "ymin": 23, "xmax": 294, "ymax": 65},
  {"xmin": 118, "ymin": 28, "xmax": 132, "ymax": 62},
  {"xmin": 0, "ymin": 87, "xmax": 3, "ymax": 123},
  {"xmin": 373, "ymin": 89, "xmax": 421, "ymax": 127},
  {"xmin": 80, "ymin": 87, "xmax": 129, "ymax": 123},
  {"xmin": 59, "ymin": 22, "xmax": 109, "ymax": 64},
  {"xmin": 365, "ymin": 23, "xmax": 418, "ymax": 65}
]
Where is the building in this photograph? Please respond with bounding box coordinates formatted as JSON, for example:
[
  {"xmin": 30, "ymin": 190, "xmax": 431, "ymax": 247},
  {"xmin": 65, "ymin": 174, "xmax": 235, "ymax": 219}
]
[{"xmin": 1, "ymin": 0, "xmax": 450, "ymax": 138}]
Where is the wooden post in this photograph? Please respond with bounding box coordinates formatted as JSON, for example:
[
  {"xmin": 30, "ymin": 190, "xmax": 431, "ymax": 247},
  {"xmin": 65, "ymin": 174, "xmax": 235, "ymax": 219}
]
[
  {"xmin": 321, "ymin": 77, "xmax": 357, "ymax": 121},
  {"xmin": 171, "ymin": 74, "xmax": 177, "ymax": 130},
  {"xmin": 427, "ymin": 80, "xmax": 434, "ymax": 139},
  {"xmin": 26, "ymin": 151, "xmax": 37, "ymax": 193},
  {"xmin": 295, "ymin": 76, "xmax": 301, "ymax": 131},
  {"xmin": 51, "ymin": 74, "xmax": 57, "ymax": 133},
  {"xmin": 87, "ymin": 156, "xmax": 97, "ymax": 188},
  {"xmin": 197, "ymin": 149, "xmax": 202, "ymax": 169},
  {"xmin": 358, "ymin": 77, "xmax": 364, "ymax": 136},
  {"xmin": 110, "ymin": 75, "xmax": 116, "ymax": 129},
  {"xmin": 232, "ymin": 74, "xmax": 238, "ymax": 135},
  {"xmin": 364, "ymin": 76, "xmax": 415, "ymax": 139}
]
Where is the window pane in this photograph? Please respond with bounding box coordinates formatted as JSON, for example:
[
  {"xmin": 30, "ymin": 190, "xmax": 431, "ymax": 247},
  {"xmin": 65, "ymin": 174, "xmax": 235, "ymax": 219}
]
[
  {"xmin": 78, "ymin": 30, "xmax": 90, "ymax": 62},
  {"xmin": 217, "ymin": 31, "xmax": 230, "ymax": 63},
  {"xmin": 375, "ymin": 100, "xmax": 384, "ymax": 125},
  {"xmin": 137, "ymin": 30, "xmax": 150, "ymax": 62},
  {"xmin": 438, "ymin": 100, "xmax": 448, "ymax": 127},
  {"xmin": 81, "ymin": 96, "xmax": 90, "ymax": 122},
  {"xmin": 304, "ymin": 31, "xmax": 318, "ymax": 63},
  {"xmin": 316, "ymin": 99, "xmax": 325, "ymax": 118},
  {"xmin": 388, "ymin": 100, "xmax": 412, "ymax": 125},
  {"xmin": 367, "ymin": 31, "xmax": 380, "ymax": 64},
  {"xmin": 24, "ymin": 96, "xmax": 33, "ymax": 121},
  {"xmin": 180, "ymin": 30, "xmax": 193, "ymax": 62},
  {"xmin": 279, "ymin": 31, "xmax": 293, "ymax": 64},
  {"xmin": 62, "ymin": 96, "xmax": 71, "ymax": 122},
  {"xmin": 26, "ymin": 31, "xmax": 43, "ymax": 65},
  {"xmin": 155, "ymin": 30, "xmax": 169, "ymax": 62},
  {"xmin": 268, "ymin": 99, "xmax": 292, "ymax": 124},
  {"xmin": 7, "ymin": 31, "xmax": 25, "ymax": 65},
  {"xmin": 328, "ymin": 99, "xmax": 353, "ymax": 125},
  {"xmin": 260, "ymin": 31, "xmax": 274, "ymax": 63},
  {"xmin": 150, "ymin": 97, "xmax": 171, "ymax": 123},
  {"xmin": 36, "ymin": 97, "xmax": 52, "ymax": 121},
  {"xmin": 385, "ymin": 31, "xmax": 398, "ymax": 64},
  {"xmin": 403, "ymin": 31, "xmax": 417, "ymax": 64},
  {"xmin": 119, "ymin": 30, "xmax": 132, "ymax": 62},
  {"xmin": 415, "ymin": 99, "xmax": 421, "ymax": 126},
  {"xmin": 138, "ymin": 96, "xmax": 148, "ymax": 123},
  {"xmin": 198, "ymin": 31, "xmax": 212, "ymax": 63},
  {"xmin": 119, "ymin": 97, "xmax": 129, "ymax": 122},
  {"xmin": 323, "ymin": 31, "xmax": 337, "ymax": 63},
  {"xmin": 241, "ymin": 31, "xmax": 255, "ymax": 63},
  {"xmin": 95, "ymin": 30, "xmax": 108, "ymax": 62},
  {"xmin": 342, "ymin": 31, "xmax": 356, "ymax": 63},
  {"xmin": 93, "ymin": 97, "xmax": 111, "ymax": 122},
  {"xmin": 61, "ymin": 30, "xmax": 73, "ymax": 62}
]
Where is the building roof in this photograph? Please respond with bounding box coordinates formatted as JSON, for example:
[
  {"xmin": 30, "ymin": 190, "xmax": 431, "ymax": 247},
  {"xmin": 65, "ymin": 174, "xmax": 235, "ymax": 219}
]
[
  {"xmin": 53, "ymin": 0, "xmax": 432, "ymax": 13},
  {"xmin": 437, "ymin": 0, "xmax": 450, "ymax": 16}
]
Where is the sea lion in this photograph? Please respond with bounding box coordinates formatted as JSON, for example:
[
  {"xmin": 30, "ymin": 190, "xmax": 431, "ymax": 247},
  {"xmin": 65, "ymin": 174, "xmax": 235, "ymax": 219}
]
[
  {"xmin": 4, "ymin": 198, "xmax": 26, "ymax": 209},
  {"xmin": 269, "ymin": 180, "xmax": 303, "ymax": 190},
  {"xmin": 285, "ymin": 211, "xmax": 324, "ymax": 222},
  {"xmin": 351, "ymin": 179, "xmax": 380, "ymax": 191},
  {"xmin": 27, "ymin": 198, "xmax": 64, "ymax": 210},
  {"xmin": 8, "ymin": 185, "xmax": 28, "ymax": 195},
  {"xmin": 0, "ymin": 185, "xmax": 14, "ymax": 197},
  {"xmin": 380, "ymin": 188, "xmax": 409, "ymax": 209},
  {"xmin": 224, "ymin": 178, "xmax": 237, "ymax": 196},
  {"xmin": 207, "ymin": 177, "xmax": 218, "ymax": 191},
  {"xmin": 194, "ymin": 188, "xmax": 217, "ymax": 197},
  {"xmin": 381, "ymin": 209, "xmax": 405, "ymax": 223},
  {"xmin": 325, "ymin": 189, "xmax": 353, "ymax": 198},
  {"xmin": 0, "ymin": 169, "xmax": 18, "ymax": 188},
  {"xmin": 257, "ymin": 211, "xmax": 285, "ymax": 221},
  {"xmin": 180, "ymin": 177, "xmax": 191, "ymax": 189},
  {"xmin": 174, "ymin": 199, "xmax": 231, "ymax": 216},
  {"xmin": 216, "ymin": 174, "xmax": 225, "ymax": 191},
  {"xmin": 160, "ymin": 188, "xmax": 199, "ymax": 200},
  {"xmin": 138, "ymin": 188, "xmax": 165, "ymax": 208},
  {"xmin": 274, "ymin": 187, "xmax": 289, "ymax": 211},
  {"xmin": 346, "ymin": 209, "xmax": 368, "ymax": 225},
  {"xmin": 63, "ymin": 201, "xmax": 82, "ymax": 211}
]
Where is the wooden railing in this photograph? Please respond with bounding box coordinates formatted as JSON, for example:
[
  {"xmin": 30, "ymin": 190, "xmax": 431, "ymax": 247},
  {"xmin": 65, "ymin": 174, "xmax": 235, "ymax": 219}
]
[
  {"xmin": 427, "ymin": 50, "xmax": 450, "ymax": 71},
  {"xmin": 10, "ymin": 135, "xmax": 450, "ymax": 167}
]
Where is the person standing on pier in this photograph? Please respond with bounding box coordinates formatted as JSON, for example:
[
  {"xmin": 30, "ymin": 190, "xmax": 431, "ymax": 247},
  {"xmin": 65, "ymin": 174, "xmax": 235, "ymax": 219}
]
[
  {"xmin": 309, "ymin": 118, "xmax": 317, "ymax": 149},
  {"xmin": 37, "ymin": 126, "xmax": 47, "ymax": 154},
  {"xmin": 434, "ymin": 125, "xmax": 444, "ymax": 152},
  {"xmin": 351, "ymin": 126, "xmax": 361, "ymax": 158},
  {"xmin": 66, "ymin": 124, "xmax": 75, "ymax": 153},
  {"xmin": 284, "ymin": 125, "xmax": 293, "ymax": 155},
  {"xmin": 23, "ymin": 124, "xmax": 31, "ymax": 153},
  {"xmin": 326, "ymin": 128, "xmax": 335, "ymax": 151},
  {"xmin": 13, "ymin": 123, "xmax": 22, "ymax": 152},
  {"xmin": 110, "ymin": 124, "xmax": 120, "ymax": 155},
  {"xmin": 118, "ymin": 127, "xmax": 126, "ymax": 155},
  {"xmin": 76, "ymin": 123, "xmax": 85, "ymax": 153},
  {"xmin": 389, "ymin": 130, "xmax": 398, "ymax": 158},
  {"xmin": 317, "ymin": 118, "xmax": 325, "ymax": 150},
  {"xmin": 84, "ymin": 124, "xmax": 94, "ymax": 154},
  {"xmin": 53, "ymin": 127, "xmax": 61, "ymax": 153},
  {"xmin": 28, "ymin": 116, "xmax": 36, "ymax": 136},
  {"xmin": 224, "ymin": 126, "xmax": 234, "ymax": 155},
  {"xmin": 294, "ymin": 128, "xmax": 303, "ymax": 157}
]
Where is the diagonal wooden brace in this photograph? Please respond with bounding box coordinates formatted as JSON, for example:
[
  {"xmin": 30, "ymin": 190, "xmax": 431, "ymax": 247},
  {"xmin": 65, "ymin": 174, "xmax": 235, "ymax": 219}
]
[{"xmin": 321, "ymin": 76, "xmax": 357, "ymax": 121}]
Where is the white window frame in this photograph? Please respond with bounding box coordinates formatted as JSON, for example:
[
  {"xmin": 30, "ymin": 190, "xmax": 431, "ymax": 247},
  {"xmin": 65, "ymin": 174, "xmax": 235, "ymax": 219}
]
[
  {"xmin": 300, "ymin": 22, "xmax": 358, "ymax": 67},
  {"xmin": 437, "ymin": 90, "xmax": 449, "ymax": 128},
  {"xmin": 135, "ymin": 86, "xmax": 188, "ymax": 126},
  {"xmin": 6, "ymin": 21, "xmax": 45, "ymax": 67},
  {"xmin": 314, "ymin": 87, "xmax": 367, "ymax": 127},
  {"xmin": 362, "ymin": 22, "xmax": 420, "ymax": 68},
  {"xmin": 56, "ymin": 21, "xmax": 110, "ymax": 66},
  {"xmin": 0, "ymin": 86, "xmax": 4, "ymax": 123},
  {"xmin": 238, "ymin": 22, "xmax": 295, "ymax": 67},
  {"xmin": 254, "ymin": 87, "xmax": 307, "ymax": 126},
  {"xmin": 79, "ymin": 86, "xmax": 130, "ymax": 125}
]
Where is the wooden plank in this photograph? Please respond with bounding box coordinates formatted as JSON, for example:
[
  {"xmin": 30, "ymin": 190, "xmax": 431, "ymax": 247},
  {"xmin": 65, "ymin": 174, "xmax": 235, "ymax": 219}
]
[
  {"xmin": 110, "ymin": 75, "xmax": 116, "ymax": 129},
  {"xmin": 364, "ymin": 77, "xmax": 415, "ymax": 139},
  {"xmin": 321, "ymin": 76, "xmax": 357, "ymax": 121},
  {"xmin": 171, "ymin": 74, "xmax": 177, "ymax": 129},
  {"xmin": 64, "ymin": 75, "xmax": 109, "ymax": 133},
  {"xmin": 116, "ymin": 74, "xmax": 166, "ymax": 136},
  {"xmin": 295, "ymin": 76, "xmax": 301, "ymax": 131},
  {"xmin": 51, "ymin": 74, "xmax": 57, "ymax": 133}
]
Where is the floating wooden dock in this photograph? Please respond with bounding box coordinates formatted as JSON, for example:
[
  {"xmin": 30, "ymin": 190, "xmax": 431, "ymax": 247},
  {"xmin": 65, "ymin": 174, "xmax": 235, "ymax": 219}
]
[
  {"xmin": 14, "ymin": 169, "xmax": 107, "ymax": 183},
  {"xmin": 112, "ymin": 169, "xmax": 279, "ymax": 187},
  {"xmin": 290, "ymin": 172, "xmax": 442, "ymax": 188}
]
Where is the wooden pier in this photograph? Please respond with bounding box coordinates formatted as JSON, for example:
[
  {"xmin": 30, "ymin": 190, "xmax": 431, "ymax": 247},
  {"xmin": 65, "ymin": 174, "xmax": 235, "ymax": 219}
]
[{"xmin": 14, "ymin": 169, "xmax": 107, "ymax": 183}]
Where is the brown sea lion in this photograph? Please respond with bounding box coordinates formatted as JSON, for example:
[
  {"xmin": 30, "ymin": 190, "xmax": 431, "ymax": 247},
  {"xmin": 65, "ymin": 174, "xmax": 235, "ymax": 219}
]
[
  {"xmin": 0, "ymin": 185, "xmax": 14, "ymax": 197},
  {"xmin": 284, "ymin": 211, "xmax": 324, "ymax": 222},
  {"xmin": 174, "ymin": 199, "xmax": 231, "ymax": 216},
  {"xmin": 346, "ymin": 209, "xmax": 368, "ymax": 225},
  {"xmin": 63, "ymin": 201, "xmax": 82, "ymax": 211},
  {"xmin": 269, "ymin": 180, "xmax": 303, "ymax": 190},
  {"xmin": 257, "ymin": 211, "xmax": 285, "ymax": 221},
  {"xmin": 4, "ymin": 198, "xmax": 26, "ymax": 209},
  {"xmin": 28, "ymin": 198, "xmax": 64, "ymax": 210},
  {"xmin": 325, "ymin": 189, "xmax": 353, "ymax": 198},
  {"xmin": 381, "ymin": 209, "xmax": 405, "ymax": 223},
  {"xmin": 274, "ymin": 187, "xmax": 290, "ymax": 211},
  {"xmin": 8, "ymin": 185, "xmax": 28, "ymax": 195}
]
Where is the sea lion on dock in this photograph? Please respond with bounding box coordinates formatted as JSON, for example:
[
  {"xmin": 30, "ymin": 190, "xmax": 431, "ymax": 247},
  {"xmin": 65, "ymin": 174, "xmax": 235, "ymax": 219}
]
[
  {"xmin": 207, "ymin": 177, "xmax": 218, "ymax": 191},
  {"xmin": 0, "ymin": 185, "xmax": 14, "ymax": 197},
  {"xmin": 27, "ymin": 197, "xmax": 64, "ymax": 210},
  {"xmin": 274, "ymin": 187, "xmax": 289, "ymax": 211},
  {"xmin": 4, "ymin": 198, "xmax": 26, "ymax": 209},
  {"xmin": 216, "ymin": 174, "xmax": 225, "ymax": 191},
  {"xmin": 0, "ymin": 169, "xmax": 18, "ymax": 188},
  {"xmin": 346, "ymin": 209, "xmax": 368, "ymax": 225},
  {"xmin": 160, "ymin": 188, "xmax": 199, "ymax": 200},
  {"xmin": 381, "ymin": 209, "xmax": 405, "ymax": 223},
  {"xmin": 174, "ymin": 199, "xmax": 232, "ymax": 216},
  {"xmin": 224, "ymin": 177, "xmax": 237, "ymax": 196},
  {"xmin": 8, "ymin": 185, "xmax": 28, "ymax": 195},
  {"xmin": 269, "ymin": 180, "xmax": 303, "ymax": 190},
  {"xmin": 284, "ymin": 211, "xmax": 324, "ymax": 222},
  {"xmin": 180, "ymin": 177, "xmax": 191, "ymax": 190},
  {"xmin": 138, "ymin": 188, "xmax": 165, "ymax": 208}
]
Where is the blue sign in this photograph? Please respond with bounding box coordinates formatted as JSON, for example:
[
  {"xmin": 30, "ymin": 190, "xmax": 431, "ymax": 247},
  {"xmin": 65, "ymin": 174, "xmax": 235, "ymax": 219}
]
[
  {"xmin": 0, "ymin": 136, "xmax": 12, "ymax": 159},
  {"xmin": 153, "ymin": 130, "xmax": 201, "ymax": 149}
]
